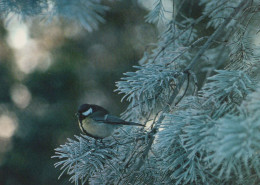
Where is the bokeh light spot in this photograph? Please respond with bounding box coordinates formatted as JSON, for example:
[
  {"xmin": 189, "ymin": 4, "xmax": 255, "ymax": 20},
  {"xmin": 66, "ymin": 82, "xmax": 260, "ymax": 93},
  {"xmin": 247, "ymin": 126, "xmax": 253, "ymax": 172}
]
[
  {"xmin": 6, "ymin": 17, "xmax": 29, "ymax": 49},
  {"xmin": 11, "ymin": 84, "xmax": 32, "ymax": 109},
  {"xmin": 0, "ymin": 115, "xmax": 18, "ymax": 139}
]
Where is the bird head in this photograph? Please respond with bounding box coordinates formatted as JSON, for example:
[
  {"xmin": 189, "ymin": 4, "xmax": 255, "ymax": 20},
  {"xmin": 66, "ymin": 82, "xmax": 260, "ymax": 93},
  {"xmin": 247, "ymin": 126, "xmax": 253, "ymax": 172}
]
[
  {"xmin": 76, "ymin": 104, "xmax": 109, "ymax": 121},
  {"xmin": 76, "ymin": 104, "xmax": 93, "ymax": 120}
]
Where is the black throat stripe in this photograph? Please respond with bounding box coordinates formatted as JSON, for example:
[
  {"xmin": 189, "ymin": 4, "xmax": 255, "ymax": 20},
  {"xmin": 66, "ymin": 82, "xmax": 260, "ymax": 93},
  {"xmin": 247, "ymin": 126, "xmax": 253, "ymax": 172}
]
[{"xmin": 79, "ymin": 119, "xmax": 87, "ymax": 134}]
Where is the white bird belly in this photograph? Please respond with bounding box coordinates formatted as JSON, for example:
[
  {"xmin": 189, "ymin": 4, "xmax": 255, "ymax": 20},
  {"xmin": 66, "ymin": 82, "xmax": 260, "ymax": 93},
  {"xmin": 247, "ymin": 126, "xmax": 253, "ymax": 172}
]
[{"xmin": 80, "ymin": 118, "xmax": 116, "ymax": 138}]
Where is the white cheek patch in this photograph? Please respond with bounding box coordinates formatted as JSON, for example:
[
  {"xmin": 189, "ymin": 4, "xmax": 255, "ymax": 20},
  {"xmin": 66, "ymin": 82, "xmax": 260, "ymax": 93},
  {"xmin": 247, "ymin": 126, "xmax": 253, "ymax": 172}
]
[{"xmin": 82, "ymin": 108, "xmax": 93, "ymax": 116}]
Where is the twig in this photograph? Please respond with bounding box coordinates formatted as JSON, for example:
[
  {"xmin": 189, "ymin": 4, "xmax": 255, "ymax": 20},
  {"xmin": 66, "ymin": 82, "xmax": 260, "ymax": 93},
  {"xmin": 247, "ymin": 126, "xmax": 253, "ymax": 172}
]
[
  {"xmin": 166, "ymin": 36, "xmax": 207, "ymax": 67},
  {"xmin": 174, "ymin": 70, "xmax": 190, "ymax": 106}
]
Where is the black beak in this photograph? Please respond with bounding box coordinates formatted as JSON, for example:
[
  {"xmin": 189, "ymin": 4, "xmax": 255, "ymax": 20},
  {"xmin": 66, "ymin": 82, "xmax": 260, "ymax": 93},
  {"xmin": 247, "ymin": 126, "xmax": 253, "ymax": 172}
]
[{"xmin": 75, "ymin": 112, "xmax": 79, "ymax": 117}]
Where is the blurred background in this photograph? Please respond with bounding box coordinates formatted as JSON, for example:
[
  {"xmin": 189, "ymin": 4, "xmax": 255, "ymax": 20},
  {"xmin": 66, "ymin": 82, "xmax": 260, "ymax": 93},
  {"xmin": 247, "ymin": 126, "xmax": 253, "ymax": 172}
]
[{"xmin": 0, "ymin": 1, "xmax": 159, "ymax": 184}]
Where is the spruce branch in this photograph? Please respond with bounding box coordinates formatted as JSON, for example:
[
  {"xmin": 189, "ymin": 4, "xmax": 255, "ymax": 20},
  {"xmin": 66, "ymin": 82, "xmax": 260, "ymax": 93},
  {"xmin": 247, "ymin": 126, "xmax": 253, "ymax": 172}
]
[
  {"xmin": 203, "ymin": 83, "xmax": 260, "ymax": 182},
  {"xmin": 145, "ymin": 0, "xmax": 166, "ymax": 24},
  {"xmin": 152, "ymin": 0, "xmax": 231, "ymax": 64},
  {"xmin": 0, "ymin": 0, "xmax": 109, "ymax": 32},
  {"xmin": 132, "ymin": 0, "xmax": 251, "ymax": 175},
  {"xmin": 53, "ymin": 135, "xmax": 118, "ymax": 184}
]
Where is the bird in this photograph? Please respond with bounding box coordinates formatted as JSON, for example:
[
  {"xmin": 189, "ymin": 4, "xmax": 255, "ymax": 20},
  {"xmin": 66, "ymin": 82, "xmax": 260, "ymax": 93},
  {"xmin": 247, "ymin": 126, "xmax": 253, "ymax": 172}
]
[{"xmin": 76, "ymin": 104, "xmax": 144, "ymax": 139}]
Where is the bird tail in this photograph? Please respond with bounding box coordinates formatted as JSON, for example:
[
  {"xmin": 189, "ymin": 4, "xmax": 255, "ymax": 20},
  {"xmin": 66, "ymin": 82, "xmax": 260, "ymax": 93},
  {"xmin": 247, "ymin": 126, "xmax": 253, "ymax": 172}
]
[
  {"xmin": 103, "ymin": 114, "xmax": 145, "ymax": 127},
  {"xmin": 123, "ymin": 121, "xmax": 144, "ymax": 127}
]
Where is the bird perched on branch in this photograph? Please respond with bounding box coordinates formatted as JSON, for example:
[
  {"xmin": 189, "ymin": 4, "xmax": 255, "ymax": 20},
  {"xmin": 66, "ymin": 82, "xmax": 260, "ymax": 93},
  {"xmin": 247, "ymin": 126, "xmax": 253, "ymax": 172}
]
[{"xmin": 76, "ymin": 104, "xmax": 144, "ymax": 139}]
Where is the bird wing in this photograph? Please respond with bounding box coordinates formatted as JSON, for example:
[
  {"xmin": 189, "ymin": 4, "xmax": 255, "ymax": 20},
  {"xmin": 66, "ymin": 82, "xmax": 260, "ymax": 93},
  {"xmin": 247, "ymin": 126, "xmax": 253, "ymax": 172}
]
[{"xmin": 91, "ymin": 114, "xmax": 144, "ymax": 126}]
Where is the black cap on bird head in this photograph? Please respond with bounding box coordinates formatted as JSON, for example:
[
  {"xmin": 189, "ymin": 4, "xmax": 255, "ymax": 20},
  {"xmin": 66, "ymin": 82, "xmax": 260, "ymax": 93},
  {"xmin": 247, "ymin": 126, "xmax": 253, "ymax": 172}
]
[
  {"xmin": 78, "ymin": 104, "xmax": 91, "ymax": 114},
  {"xmin": 77, "ymin": 104, "xmax": 109, "ymax": 118}
]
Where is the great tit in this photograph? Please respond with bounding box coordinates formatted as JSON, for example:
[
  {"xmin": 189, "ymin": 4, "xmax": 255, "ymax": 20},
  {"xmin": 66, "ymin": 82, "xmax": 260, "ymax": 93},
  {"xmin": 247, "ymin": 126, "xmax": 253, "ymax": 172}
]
[{"xmin": 76, "ymin": 104, "xmax": 144, "ymax": 139}]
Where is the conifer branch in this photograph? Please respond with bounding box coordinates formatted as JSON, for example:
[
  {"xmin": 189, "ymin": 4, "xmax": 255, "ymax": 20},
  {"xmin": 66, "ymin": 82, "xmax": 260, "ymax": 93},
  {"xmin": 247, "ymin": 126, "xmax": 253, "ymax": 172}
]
[{"xmin": 133, "ymin": 0, "xmax": 250, "ymax": 173}]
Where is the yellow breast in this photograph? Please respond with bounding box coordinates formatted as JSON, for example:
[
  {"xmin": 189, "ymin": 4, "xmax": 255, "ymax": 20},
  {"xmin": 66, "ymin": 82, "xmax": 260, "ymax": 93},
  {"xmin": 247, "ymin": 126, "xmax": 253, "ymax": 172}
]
[
  {"xmin": 79, "ymin": 117, "xmax": 115, "ymax": 138},
  {"xmin": 78, "ymin": 117, "xmax": 91, "ymax": 133}
]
